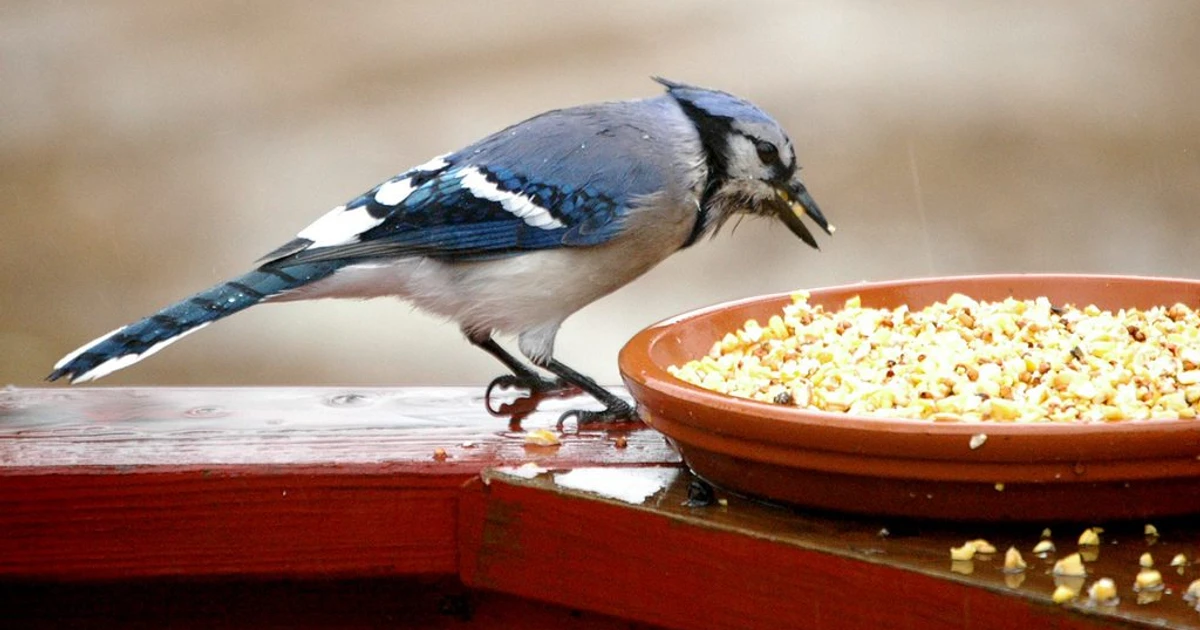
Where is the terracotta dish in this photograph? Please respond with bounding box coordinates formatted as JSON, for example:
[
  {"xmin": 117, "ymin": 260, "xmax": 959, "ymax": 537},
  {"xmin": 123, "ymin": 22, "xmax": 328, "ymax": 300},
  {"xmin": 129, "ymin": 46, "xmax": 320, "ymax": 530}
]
[{"xmin": 619, "ymin": 275, "xmax": 1200, "ymax": 521}]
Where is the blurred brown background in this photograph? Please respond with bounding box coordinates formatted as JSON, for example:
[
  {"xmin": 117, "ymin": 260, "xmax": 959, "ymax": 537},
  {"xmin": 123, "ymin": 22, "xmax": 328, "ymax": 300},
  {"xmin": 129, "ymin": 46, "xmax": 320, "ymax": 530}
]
[{"xmin": 4, "ymin": 1, "xmax": 1199, "ymax": 387}]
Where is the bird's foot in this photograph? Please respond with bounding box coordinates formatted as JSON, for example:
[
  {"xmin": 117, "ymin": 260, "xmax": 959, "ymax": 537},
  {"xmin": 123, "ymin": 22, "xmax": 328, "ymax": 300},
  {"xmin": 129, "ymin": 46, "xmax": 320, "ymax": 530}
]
[
  {"xmin": 484, "ymin": 374, "xmax": 581, "ymax": 423},
  {"xmin": 557, "ymin": 400, "xmax": 640, "ymax": 428},
  {"xmin": 485, "ymin": 373, "xmax": 578, "ymax": 400}
]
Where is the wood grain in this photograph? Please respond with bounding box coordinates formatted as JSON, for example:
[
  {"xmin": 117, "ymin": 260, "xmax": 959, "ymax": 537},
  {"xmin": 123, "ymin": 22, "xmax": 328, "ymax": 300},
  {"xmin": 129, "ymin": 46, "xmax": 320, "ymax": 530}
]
[
  {"xmin": 0, "ymin": 386, "xmax": 671, "ymax": 580},
  {"xmin": 462, "ymin": 471, "xmax": 1200, "ymax": 630},
  {"xmin": 4, "ymin": 387, "xmax": 1197, "ymax": 629}
]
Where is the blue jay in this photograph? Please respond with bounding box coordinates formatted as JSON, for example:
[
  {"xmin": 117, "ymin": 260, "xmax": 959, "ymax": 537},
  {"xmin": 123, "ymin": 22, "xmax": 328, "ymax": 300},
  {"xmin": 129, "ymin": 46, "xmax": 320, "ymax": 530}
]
[{"xmin": 48, "ymin": 78, "xmax": 832, "ymax": 424}]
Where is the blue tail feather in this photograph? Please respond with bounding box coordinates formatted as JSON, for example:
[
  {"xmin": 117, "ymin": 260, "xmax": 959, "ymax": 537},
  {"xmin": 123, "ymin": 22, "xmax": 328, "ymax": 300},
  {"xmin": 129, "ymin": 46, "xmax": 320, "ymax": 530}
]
[{"xmin": 48, "ymin": 262, "xmax": 340, "ymax": 383}]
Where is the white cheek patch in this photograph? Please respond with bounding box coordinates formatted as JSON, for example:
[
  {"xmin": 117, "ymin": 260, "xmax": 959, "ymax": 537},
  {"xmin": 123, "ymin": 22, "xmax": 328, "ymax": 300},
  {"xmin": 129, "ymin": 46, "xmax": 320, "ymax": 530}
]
[
  {"xmin": 457, "ymin": 167, "xmax": 566, "ymax": 230},
  {"xmin": 296, "ymin": 204, "xmax": 386, "ymax": 248}
]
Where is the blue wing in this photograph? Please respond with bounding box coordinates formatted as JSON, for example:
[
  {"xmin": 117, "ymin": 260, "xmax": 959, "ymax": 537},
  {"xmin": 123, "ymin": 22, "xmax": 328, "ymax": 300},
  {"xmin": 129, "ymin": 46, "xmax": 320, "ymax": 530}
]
[{"xmin": 271, "ymin": 101, "xmax": 675, "ymax": 264}]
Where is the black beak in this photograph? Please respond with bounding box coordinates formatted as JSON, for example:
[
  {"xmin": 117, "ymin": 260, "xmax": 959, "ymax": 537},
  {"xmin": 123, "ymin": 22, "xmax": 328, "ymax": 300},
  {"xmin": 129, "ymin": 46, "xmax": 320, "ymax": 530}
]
[{"xmin": 775, "ymin": 179, "xmax": 834, "ymax": 250}]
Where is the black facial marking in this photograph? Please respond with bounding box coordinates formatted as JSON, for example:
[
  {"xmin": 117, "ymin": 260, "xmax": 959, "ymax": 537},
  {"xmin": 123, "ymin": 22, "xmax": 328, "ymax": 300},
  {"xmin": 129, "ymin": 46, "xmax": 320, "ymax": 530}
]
[{"xmin": 670, "ymin": 98, "xmax": 735, "ymax": 184}]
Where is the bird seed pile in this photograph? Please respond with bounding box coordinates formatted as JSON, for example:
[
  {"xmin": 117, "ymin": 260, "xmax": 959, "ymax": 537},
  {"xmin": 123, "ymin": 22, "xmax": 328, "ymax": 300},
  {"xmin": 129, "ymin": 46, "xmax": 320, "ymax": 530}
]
[{"xmin": 668, "ymin": 291, "xmax": 1200, "ymax": 422}]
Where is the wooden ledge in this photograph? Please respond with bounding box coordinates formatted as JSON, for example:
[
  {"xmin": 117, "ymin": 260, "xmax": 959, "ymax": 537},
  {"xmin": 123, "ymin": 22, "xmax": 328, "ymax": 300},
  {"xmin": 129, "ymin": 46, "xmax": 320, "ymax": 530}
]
[
  {"xmin": 0, "ymin": 387, "xmax": 671, "ymax": 470},
  {"xmin": 2, "ymin": 387, "xmax": 1197, "ymax": 629},
  {"xmin": 0, "ymin": 387, "xmax": 672, "ymax": 581}
]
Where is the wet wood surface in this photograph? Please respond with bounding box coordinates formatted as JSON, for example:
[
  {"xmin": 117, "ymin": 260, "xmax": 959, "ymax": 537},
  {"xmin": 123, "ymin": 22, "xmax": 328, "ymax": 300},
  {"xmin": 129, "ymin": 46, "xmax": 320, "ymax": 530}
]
[
  {"xmin": 0, "ymin": 387, "xmax": 666, "ymax": 470},
  {"xmin": 2, "ymin": 387, "xmax": 1198, "ymax": 629},
  {"xmin": 0, "ymin": 387, "xmax": 666, "ymax": 581},
  {"xmin": 469, "ymin": 470, "xmax": 1200, "ymax": 629}
]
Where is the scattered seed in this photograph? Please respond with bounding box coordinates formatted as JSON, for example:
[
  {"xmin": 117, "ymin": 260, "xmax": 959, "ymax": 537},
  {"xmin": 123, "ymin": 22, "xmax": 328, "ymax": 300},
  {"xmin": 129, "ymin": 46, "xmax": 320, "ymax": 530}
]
[
  {"xmin": 1052, "ymin": 584, "xmax": 1078, "ymax": 604},
  {"xmin": 1088, "ymin": 577, "xmax": 1119, "ymax": 605},
  {"xmin": 1033, "ymin": 540, "xmax": 1056, "ymax": 555},
  {"xmin": 1134, "ymin": 568, "xmax": 1163, "ymax": 591},
  {"xmin": 524, "ymin": 429, "xmax": 561, "ymax": 446},
  {"xmin": 1003, "ymin": 546, "xmax": 1027, "ymax": 572},
  {"xmin": 1184, "ymin": 578, "xmax": 1200, "ymax": 602},
  {"xmin": 950, "ymin": 543, "xmax": 976, "ymax": 561},
  {"xmin": 1053, "ymin": 553, "xmax": 1086, "ymax": 577},
  {"xmin": 970, "ymin": 539, "xmax": 997, "ymax": 554}
]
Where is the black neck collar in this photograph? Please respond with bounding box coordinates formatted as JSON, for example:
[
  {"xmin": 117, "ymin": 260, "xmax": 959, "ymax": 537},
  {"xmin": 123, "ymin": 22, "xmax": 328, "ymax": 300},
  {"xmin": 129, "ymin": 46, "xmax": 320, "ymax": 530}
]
[{"xmin": 671, "ymin": 99, "xmax": 734, "ymax": 249}]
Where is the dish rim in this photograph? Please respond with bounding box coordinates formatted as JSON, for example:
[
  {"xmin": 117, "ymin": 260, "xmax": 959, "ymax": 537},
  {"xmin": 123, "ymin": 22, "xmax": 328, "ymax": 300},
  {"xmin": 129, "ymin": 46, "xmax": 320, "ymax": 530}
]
[{"xmin": 619, "ymin": 272, "xmax": 1200, "ymax": 441}]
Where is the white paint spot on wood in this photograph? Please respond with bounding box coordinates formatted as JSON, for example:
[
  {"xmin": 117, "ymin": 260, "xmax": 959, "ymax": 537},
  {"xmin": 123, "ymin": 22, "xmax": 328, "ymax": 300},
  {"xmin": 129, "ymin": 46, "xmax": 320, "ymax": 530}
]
[
  {"xmin": 553, "ymin": 467, "xmax": 679, "ymax": 504},
  {"xmin": 495, "ymin": 462, "xmax": 549, "ymax": 479}
]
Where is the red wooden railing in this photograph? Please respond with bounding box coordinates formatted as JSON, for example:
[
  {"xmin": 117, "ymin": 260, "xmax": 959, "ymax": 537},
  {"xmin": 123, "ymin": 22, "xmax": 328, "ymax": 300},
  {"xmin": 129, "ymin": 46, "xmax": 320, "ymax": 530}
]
[{"xmin": 2, "ymin": 387, "xmax": 1197, "ymax": 628}]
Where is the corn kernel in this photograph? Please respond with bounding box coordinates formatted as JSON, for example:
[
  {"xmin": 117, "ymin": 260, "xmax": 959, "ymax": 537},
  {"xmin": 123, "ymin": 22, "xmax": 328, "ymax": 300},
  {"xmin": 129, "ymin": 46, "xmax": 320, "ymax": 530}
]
[
  {"xmin": 1053, "ymin": 553, "xmax": 1086, "ymax": 577},
  {"xmin": 1078, "ymin": 527, "xmax": 1101, "ymax": 546},
  {"xmin": 1134, "ymin": 569, "xmax": 1163, "ymax": 591},
  {"xmin": 1033, "ymin": 539, "xmax": 1056, "ymax": 555},
  {"xmin": 1170, "ymin": 553, "xmax": 1188, "ymax": 567},
  {"xmin": 1052, "ymin": 584, "xmax": 1078, "ymax": 604},
  {"xmin": 1087, "ymin": 577, "xmax": 1118, "ymax": 604},
  {"xmin": 1185, "ymin": 578, "xmax": 1200, "ymax": 602},
  {"xmin": 1139, "ymin": 552, "xmax": 1154, "ymax": 568},
  {"xmin": 950, "ymin": 543, "xmax": 976, "ymax": 561},
  {"xmin": 969, "ymin": 538, "xmax": 997, "ymax": 554},
  {"xmin": 524, "ymin": 429, "xmax": 560, "ymax": 446},
  {"xmin": 1003, "ymin": 546, "xmax": 1027, "ymax": 572}
]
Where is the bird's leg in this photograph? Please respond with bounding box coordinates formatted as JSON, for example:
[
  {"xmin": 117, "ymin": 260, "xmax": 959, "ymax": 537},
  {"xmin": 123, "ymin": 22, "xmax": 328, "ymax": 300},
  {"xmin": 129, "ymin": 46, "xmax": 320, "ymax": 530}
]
[
  {"xmin": 538, "ymin": 357, "xmax": 639, "ymax": 426},
  {"xmin": 466, "ymin": 331, "xmax": 575, "ymax": 397}
]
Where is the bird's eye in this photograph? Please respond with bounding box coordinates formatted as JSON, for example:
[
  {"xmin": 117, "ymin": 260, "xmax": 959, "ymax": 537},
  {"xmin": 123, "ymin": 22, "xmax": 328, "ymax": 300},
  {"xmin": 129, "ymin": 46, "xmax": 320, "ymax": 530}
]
[{"xmin": 754, "ymin": 140, "xmax": 778, "ymax": 164}]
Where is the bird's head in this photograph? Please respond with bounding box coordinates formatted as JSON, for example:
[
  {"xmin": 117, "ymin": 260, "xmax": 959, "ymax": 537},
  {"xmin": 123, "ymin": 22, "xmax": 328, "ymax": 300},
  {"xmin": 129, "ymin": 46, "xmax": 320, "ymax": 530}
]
[{"xmin": 657, "ymin": 77, "xmax": 833, "ymax": 249}]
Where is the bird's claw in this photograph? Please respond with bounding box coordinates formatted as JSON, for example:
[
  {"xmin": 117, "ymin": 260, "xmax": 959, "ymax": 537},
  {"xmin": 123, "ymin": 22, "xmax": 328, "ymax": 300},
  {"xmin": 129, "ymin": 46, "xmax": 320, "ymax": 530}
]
[
  {"xmin": 557, "ymin": 401, "xmax": 640, "ymax": 428},
  {"xmin": 484, "ymin": 373, "xmax": 580, "ymax": 420},
  {"xmin": 485, "ymin": 373, "xmax": 577, "ymax": 400}
]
